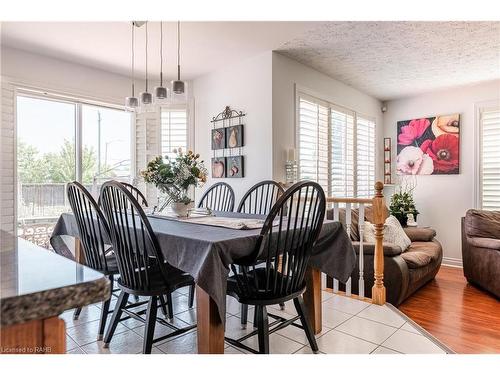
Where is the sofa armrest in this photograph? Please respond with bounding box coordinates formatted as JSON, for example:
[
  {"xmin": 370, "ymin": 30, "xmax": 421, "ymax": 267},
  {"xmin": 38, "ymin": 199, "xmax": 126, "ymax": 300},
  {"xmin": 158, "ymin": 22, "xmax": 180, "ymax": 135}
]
[
  {"xmin": 403, "ymin": 227, "xmax": 436, "ymax": 242},
  {"xmin": 467, "ymin": 237, "xmax": 500, "ymax": 251},
  {"xmin": 352, "ymin": 242, "xmax": 402, "ymax": 257}
]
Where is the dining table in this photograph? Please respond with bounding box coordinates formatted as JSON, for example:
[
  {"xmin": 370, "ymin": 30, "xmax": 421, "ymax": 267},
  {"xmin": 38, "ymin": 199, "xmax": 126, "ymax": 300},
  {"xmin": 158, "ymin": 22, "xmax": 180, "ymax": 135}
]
[{"xmin": 50, "ymin": 210, "xmax": 356, "ymax": 354}]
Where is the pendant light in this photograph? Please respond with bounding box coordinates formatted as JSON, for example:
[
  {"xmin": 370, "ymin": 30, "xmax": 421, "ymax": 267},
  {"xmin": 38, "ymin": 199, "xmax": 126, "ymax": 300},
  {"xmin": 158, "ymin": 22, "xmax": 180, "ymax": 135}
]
[
  {"xmin": 140, "ymin": 22, "xmax": 152, "ymax": 106},
  {"xmin": 125, "ymin": 22, "xmax": 138, "ymax": 108},
  {"xmin": 172, "ymin": 21, "xmax": 185, "ymax": 95},
  {"xmin": 154, "ymin": 22, "xmax": 168, "ymax": 101}
]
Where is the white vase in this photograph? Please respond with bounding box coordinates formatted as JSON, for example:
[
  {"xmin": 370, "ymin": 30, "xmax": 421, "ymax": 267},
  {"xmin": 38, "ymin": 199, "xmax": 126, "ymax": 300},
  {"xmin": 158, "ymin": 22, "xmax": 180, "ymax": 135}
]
[{"xmin": 170, "ymin": 201, "xmax": 194, "ymax": 217}]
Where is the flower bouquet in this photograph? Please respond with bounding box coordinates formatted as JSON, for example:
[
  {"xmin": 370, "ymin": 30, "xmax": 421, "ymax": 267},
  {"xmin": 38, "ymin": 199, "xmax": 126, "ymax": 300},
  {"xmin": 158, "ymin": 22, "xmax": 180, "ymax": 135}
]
[
  {"xmin": 141, "ymin": 148, "xmax": 207, "ymax": 217},
  {"xmin": 389, "ymin": 178, "xmax": 419, "ymax": 227}
]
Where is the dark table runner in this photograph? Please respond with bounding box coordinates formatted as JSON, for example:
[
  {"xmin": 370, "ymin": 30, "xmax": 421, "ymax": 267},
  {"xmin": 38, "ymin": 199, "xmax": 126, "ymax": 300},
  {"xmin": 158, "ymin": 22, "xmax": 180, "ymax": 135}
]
[{"xmin": 51, "ymin": 211, "xmax": 355, "ymax": 322}]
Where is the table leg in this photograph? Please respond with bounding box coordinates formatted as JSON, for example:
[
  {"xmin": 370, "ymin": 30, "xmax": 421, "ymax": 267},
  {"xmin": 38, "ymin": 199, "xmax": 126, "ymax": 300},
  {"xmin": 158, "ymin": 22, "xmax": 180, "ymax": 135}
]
[
  {"xmin": 303, "ymin": 266, "xmax": 322, "ymax": 334},
  {"xmin": 196, "ymin": 285, "xmax": 224, "ymax": 354}
]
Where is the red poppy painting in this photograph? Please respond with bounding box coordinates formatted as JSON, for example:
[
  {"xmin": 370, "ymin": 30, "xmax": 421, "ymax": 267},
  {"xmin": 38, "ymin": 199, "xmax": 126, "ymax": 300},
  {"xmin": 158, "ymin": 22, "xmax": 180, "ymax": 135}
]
[{"xmin": 396, "ymin": 114, "xmax": 460, "ymax": 175}]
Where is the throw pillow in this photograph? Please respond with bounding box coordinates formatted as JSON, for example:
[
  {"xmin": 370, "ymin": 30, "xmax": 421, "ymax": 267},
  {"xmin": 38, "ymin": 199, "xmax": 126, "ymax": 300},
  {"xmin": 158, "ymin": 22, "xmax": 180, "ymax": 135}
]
[{"xmin": 363, "ymin": 215, "xmax": 412, "ymax": 252}]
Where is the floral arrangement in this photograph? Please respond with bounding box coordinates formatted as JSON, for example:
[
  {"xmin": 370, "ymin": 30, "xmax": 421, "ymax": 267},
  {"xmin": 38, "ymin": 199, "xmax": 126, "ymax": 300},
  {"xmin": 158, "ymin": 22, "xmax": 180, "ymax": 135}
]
[
  {"xmin": 396, "ymin": 114, "xmax": 460, "ymax": 175},
  {"xmin": 389, "ymin": 177, "xmax": 419, "ymax": 226},
  {"xmin": 141, "ymin": 148, "xmax": 207, "ymax": 205}
]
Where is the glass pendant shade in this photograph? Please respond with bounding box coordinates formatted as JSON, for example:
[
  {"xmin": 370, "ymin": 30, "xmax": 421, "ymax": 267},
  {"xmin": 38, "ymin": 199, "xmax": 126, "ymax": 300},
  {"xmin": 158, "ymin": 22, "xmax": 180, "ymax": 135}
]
[
  {"xmin": 140, "ymin": 91, "xmax": 152, "ymax": 105},
  {"xmin": 155, "ymin": 86, "xmax": 168, "ymax": 99},
  {"xmin": 172, "ymin": 80, "xmax": 185, "ymax": 94},
  {"xmin": 125, "ymin": 96, "xmax": 138, "ymax": 108}
]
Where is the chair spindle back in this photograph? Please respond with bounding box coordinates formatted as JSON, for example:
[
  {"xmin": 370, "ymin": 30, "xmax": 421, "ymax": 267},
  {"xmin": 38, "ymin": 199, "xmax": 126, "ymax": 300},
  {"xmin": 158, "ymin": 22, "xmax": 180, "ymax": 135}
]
[{"xmin": 237, "ymin": 180, "xmax": 284, "ymax": 215}]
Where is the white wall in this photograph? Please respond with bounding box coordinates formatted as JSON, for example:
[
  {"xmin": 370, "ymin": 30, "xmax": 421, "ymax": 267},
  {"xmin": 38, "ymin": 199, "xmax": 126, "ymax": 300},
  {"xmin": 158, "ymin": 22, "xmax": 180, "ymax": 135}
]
[
  {"xmin": 383, "ymin": 80, "xmax": 500, "ymax": 266},
  {"xmin": 272, "ymin": 52, "xmax": 384, "ymax": 182},
  {"xmin": 192, "ymin": 51, "xmax": 273, "ymax": 204}
]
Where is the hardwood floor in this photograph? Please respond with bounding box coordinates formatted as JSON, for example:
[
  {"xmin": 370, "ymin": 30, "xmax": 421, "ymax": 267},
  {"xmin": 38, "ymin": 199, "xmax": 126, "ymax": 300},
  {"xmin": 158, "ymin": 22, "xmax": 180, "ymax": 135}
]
[{"xmin": 399, "ymin": 266, "xmax": 500, "ymax": 354}]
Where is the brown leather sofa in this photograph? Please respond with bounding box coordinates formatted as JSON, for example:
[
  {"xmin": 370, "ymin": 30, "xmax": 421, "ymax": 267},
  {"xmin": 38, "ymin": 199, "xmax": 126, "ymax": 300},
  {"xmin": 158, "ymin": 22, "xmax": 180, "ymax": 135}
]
[
  {"xmin": 461, "ymin": 209, "xmax": 500, "ymax": 298},
  {"xmin": 326, "ymin": 208, "xmax": 443, "ymax": 306}
]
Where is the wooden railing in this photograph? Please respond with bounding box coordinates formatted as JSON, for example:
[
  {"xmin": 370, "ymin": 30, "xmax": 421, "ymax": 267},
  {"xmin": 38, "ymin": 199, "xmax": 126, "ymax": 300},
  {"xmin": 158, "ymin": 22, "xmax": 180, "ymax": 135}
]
[{"xmin": 327, "ymin": 181, "xmax": 386, "ymax": 305}]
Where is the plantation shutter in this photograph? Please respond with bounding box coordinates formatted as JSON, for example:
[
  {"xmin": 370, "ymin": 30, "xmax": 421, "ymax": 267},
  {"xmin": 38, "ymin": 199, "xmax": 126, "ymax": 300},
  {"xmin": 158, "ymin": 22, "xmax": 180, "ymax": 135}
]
[
  {"xmin": 298, "ymin": 96, "xmax": 329, "ymax": 194},
  {"xmin": 356, "ymin": 116, "xmax": 376, "ymax": 198},
  {"xmin": 480, "ymin": 108, "xmax": 500, "ymax": 210},
  {"xmin": 330, "ymin": 106, "xmax": 355, "ymax": 198},
  {"xmin": 161, "ymin": 108, "xmax": 188, "ymax": 159}
]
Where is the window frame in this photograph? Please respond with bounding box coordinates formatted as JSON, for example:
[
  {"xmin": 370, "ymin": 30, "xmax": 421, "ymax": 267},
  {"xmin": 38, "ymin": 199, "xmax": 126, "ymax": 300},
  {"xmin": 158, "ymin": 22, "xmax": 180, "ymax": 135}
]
[
  {"xmin": 475, "ymin": 100, "xmax": 500, "ymax": 209},
  {"xmin": 295, "ymin": 86, "xmax": 377, "ymax": 198},
  {"xmin": 14, "ymin": 87, "xmax": 134, "ymax": 225}
]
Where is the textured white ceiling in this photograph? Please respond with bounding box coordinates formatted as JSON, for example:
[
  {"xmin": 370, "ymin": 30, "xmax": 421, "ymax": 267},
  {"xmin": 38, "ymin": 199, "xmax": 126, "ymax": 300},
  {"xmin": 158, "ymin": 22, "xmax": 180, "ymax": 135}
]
[{"xmin": 277, "ymin": 21, "xmax": 500, "ymax": 100}]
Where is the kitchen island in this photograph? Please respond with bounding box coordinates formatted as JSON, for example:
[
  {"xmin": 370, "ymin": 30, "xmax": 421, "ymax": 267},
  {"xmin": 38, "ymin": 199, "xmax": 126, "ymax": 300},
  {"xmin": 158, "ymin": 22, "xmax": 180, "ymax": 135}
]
[{"xmin": 0, "ymin": 232, "xmax": 110, "ymax": 354}]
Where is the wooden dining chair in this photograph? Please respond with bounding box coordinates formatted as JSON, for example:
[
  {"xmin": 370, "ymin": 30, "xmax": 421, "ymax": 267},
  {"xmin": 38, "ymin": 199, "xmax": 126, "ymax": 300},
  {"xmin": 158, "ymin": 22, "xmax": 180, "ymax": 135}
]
[
  {"xmin": 100, "ymin": 181, "xmax": 196, "ymax": 354},
  {"xmin": 225, "ymin": 181, "xmax": 326, "ymax": 354},
  {"xmin": 237, "ymin": 180, "xmax": 284, "ymax": 215},
  {"xmin": 197, "ymin": 182, "xmax": 235, "ymax": 212}
]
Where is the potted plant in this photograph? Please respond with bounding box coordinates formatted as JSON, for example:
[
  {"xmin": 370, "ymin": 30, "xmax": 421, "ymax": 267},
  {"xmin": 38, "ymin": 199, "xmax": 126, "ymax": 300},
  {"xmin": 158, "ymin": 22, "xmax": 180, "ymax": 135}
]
[
  {"xmin": 141, "ymin": 148, "xmax": 207, "ymax": 217},
  {"xmin": 389, "ymin": 184, "xmax": 419, "ymax": 227}
]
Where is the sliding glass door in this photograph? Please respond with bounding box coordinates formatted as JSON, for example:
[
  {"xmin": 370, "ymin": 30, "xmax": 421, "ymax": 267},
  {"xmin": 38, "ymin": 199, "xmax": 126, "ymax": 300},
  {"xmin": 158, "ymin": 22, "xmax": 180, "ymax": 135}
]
[{"xmin": 16, "ymin": 93, "xmax": 132, "ymax": 248}]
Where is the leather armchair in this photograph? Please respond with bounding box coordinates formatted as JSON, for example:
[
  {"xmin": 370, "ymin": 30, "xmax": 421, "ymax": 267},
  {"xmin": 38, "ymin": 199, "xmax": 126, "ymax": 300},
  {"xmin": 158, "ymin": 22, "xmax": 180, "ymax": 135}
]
[{"xmin": 462, "ymin": 209, "xmax": 500, "ymax": 298}]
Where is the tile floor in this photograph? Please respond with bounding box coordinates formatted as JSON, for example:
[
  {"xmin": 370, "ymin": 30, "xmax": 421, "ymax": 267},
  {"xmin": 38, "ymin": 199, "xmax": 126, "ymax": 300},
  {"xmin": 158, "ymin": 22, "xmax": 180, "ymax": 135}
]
[{"xmin": 62, "ymin": 288, "xmax": 451, "ymax": 354}]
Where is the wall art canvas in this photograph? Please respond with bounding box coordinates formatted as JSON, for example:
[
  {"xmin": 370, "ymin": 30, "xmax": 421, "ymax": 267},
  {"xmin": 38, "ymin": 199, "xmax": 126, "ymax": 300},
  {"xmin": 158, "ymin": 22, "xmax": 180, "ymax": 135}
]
[
  {"xmin": 226, "ymin": 124, "xmax": 244, "ymax": 148},
  {"xmin": 211, "ymin": 157, "xmax": 226, "ymax": 178},
  {"xmin": 211, "ymin": 128, "xmax": 226, "ymax": 150},
  {"xmin": 226, "ymin": 155, "xmax": 244, "ymax": 178},
  {"xmin": 396, "ymin": 113, "xmax": 460, "ymax": 175}
]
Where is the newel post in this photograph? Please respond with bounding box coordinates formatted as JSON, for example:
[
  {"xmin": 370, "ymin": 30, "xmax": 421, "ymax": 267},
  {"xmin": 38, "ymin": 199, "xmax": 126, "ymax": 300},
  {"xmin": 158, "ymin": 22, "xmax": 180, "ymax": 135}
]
[{"xmin": 371, "ymin": 181, "xmax": 386, "ymax": 305}]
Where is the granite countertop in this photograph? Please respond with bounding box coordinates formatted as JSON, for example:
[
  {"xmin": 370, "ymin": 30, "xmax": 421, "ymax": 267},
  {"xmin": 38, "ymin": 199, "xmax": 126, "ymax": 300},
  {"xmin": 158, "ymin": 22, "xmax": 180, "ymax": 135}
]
[{"xmin": 0, "ymin": 231, "xmax": 110, "ymax": 327}]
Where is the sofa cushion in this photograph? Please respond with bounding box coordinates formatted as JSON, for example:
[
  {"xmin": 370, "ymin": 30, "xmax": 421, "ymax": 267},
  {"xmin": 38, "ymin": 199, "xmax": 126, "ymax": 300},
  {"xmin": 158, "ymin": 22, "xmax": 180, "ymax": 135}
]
[
  {"xmin": 327, "ymin": 208, "xmax": 360, "ymax": 241},
  {"xmin": 467, "ymin": 237, "xmax": 500, "ymax": 251},
  {"xmin": 401, "ymin": 251, "xmax": 433, "ymax": 269},
  {"xmin": 401, "ymin": 240, "xmax": 442, "ymax": 269},
  {"xmin": 403, "ymin": 227, "xmax": 436, "ymax": 242},
  {"xmin": 465, "ymin": 209, "xmax": 500, "ymax": 239},
  {"xmin": 364, "ymin": 215, "xmax": 411, "ymax": 252}
]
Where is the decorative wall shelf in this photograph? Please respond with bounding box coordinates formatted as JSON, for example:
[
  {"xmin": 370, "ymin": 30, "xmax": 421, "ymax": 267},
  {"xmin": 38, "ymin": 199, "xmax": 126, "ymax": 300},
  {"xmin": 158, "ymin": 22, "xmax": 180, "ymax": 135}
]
[{"xmin": 210, "ymin": 106, "xmax": 246, "ymax": 178}]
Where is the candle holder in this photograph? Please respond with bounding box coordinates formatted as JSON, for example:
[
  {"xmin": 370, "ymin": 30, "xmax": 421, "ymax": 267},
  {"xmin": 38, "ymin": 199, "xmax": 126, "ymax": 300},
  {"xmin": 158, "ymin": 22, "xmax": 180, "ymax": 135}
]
[{"xmin": 285, "ymin": 160, "xmax": 298, "ymax": 185}]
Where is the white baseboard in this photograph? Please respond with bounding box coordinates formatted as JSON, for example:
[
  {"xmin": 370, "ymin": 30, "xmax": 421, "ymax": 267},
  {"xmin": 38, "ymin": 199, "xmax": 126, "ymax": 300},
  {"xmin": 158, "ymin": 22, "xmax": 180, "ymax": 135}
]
[{"xmin": 442, "ymin": 256, "xmax": 463, "ymax": 268}]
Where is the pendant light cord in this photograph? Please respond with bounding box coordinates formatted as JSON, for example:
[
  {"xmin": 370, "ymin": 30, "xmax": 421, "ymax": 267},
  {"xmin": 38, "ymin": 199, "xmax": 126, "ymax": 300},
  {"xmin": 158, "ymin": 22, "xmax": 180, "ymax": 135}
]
[
  {"xmin": 131, "ymin": 22, "xmax": 135, "ymax": 96},
  {"xmin": 177, "ymin": 21, "xmax": 181, "ymax": 80},
  {"xmin": 145, "ymin": 22, "xmax": 148, "ymax": 91},
  {"xmin": 160, "ymin": 22, "xmax": 163, "ymax": 86}
]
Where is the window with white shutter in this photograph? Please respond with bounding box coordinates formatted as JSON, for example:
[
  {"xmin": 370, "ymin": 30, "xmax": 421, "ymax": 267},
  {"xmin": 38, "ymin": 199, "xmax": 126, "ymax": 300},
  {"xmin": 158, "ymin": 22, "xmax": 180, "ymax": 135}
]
[
  {"xmin": 480, "ymin": 108, "xmax": 500, "ymax": 210},
  {"xmin": 161, "ymin": 108, "xmax": 188, "ymax": 159},
  {"xmin": 356, "ymin": 116, "xmax": 376, "ymax": 198},
  {"xmin": 298, "ymin": 96, "xmax": 329, "ymax": 194},
  {"xmin": 298, "ymin": 93, "xmax": 376, "ymax": 198}
]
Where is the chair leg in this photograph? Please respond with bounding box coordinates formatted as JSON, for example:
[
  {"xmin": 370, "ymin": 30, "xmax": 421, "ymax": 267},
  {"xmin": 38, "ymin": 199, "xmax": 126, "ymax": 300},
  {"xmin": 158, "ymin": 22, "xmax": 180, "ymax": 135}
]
[
  {"xmin": 253, "ymin": 307, "xmax": 258, "ymax": 328},
  {"xmin": 143, "ymin": 296, "xmax": 158, "ymax": 354},
  {"xmin": 97, "ymin": 275, "xmax": 114, "ymax": 340},
  {"xmin": 158, "ymin": 295, "xmax": 169, "ymax": 318},
  {"xmin": 165, "ymin": 293, "xmax": 174, "ymax": 321},
  {"xmin": 188, "ymin": 284, "xmax": 195, "ymax": 308},
  {"xmin": 73, "ymin": 307, "xmax": 82, "ymax": 320},
  {"xmin": 103, "ymin": 291, "xmax": 129, "ymax": 348},
  {"xmin": 240, "ymin": 304, "xmax": 249, "ymax": 327},
  {"xmin": 255, "ymin": 305, "xmax": 270, "ymax": 354},
  {"xmin": 293, "ymin": 296, "xmax": 319, "ymax": 353}
]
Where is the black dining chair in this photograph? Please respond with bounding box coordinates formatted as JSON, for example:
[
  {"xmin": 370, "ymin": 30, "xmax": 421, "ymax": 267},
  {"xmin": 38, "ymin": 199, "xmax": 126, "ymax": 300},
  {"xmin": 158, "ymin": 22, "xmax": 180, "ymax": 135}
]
[
  {"xmin": 237, "ymin": 180, "xmax": 286, "ymax": 325},
  {"xmin": 121, "ymin": 182, "xmax": 148, "ymax": 207},
  {"xmin": 100, "ymin": 181, "xmax": 196, "ymax": 354},
  {"xmin": 225, "ymin": 181, "xmax": 326, "ymax": 354},
  {"xmin": 237, "ymin": 180, "xmax": 284, "ymax": 215},
  {"xmin": 66, "ymin": 181, "xmax": 148, "ymax": 340},
  {"xmin": 197, "ymin": 182, "xmax": 235, "ymax": 212}
]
